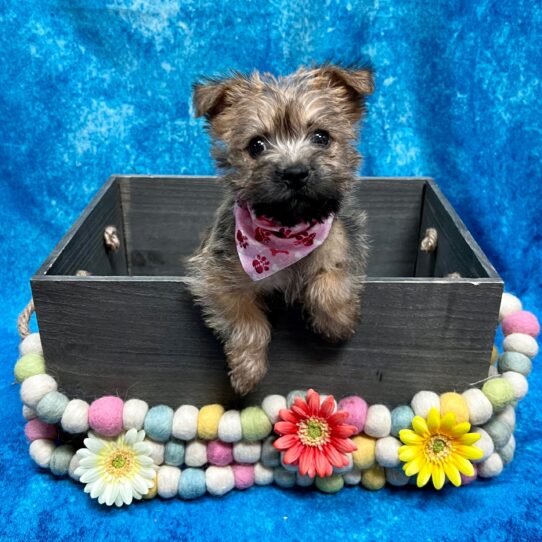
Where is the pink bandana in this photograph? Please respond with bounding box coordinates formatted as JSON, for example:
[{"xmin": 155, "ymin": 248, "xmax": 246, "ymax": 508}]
[{"xmin": 234, "ymin": 201, "xmax": 334, "ymax": 281}]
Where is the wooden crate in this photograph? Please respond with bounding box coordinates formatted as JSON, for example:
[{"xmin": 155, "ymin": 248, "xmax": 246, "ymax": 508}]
[{"xmin": 31, "ymin": 176, "xmax": 503, "ymax": 408}]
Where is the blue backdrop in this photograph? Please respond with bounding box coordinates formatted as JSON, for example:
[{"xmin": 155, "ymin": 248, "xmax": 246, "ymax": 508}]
[{"xmin": 1, "ymin": 1, "xmax": 541, "ymax": 541}]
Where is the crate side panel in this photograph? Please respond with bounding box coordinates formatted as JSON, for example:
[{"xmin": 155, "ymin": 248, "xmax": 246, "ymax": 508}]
[
  {"xmin": 119, "ymin": 177, "xmax": 224, "ymax": 276},
  {"xmin": 47, "ymin": 181, "xmax": 127, "ymax": 276},
  {"xmin": 415, "ymin": 183, "xmax": 494, "ymax": 278},
  {"xmin": 119, "ymin": 176, "xmax": 425, "ymax": 278},
  {"xmin": 32, "ymin": 278, "xmax": 501, "ymax": 407}
]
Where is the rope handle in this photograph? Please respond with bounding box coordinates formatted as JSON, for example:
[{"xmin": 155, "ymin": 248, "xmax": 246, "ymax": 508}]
[
  {"xmin": 17, "ymin": 299, "xmax": 35, "ymax": 340},
  {"xmin": 420, "ymin": 227, "xmax": 438, "ymax": 252}
]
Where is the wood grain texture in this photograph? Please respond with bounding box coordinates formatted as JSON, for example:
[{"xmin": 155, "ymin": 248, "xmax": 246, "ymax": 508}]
[
  {"xmin": 31, "ymin": 176, "xmax": 503, "ymax": 408},
  {"xmin": 118, "ymin": 175, "xmax": 426, "ymax": 278},
  {"xmin": 32, "ymin": 276, "xmax": 502, "ymax": 408}
]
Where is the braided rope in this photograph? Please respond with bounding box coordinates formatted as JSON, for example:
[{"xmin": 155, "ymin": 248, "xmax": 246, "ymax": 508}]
[{"xmin": 17, "ymin": 298, "xmax": 35, "ymax": 339}]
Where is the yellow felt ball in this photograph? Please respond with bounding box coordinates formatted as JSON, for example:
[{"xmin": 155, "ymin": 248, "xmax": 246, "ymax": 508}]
[
  {"xmin": 491, "ymin": 345, "xmax": 499, "ymax": 365},
  {"xmin": 197, "ymin": 404, "xmax": 225, "ymax": 440},
  {"xmin": 352, "ymin": 435, "xmax": 376, "ymax": 470},
  {"xmin": 361, "ymin": 465, "xmax": 386, "ymax": 490},
  {"xmin": 440, "ymin": 392, "xmax": 470, "ymax": 424},
  {"xmin": 143, "ymin": 474, "xmax": 158, "ymax": 500}
]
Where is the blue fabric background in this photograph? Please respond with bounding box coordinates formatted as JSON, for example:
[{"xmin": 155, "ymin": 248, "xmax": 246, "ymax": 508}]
[{"xmin": 1, "ymin": 1, "xmax": 541, "ymax": 540}]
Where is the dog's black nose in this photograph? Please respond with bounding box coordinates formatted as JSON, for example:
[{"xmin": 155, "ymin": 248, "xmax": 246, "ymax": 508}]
[{"xmin": 282, "ymin": 164, "xmax": 309, "ymax": 189}]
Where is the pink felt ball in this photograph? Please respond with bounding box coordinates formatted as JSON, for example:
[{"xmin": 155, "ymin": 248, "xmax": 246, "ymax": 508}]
[
  {"xmin": 337, "ymin": 395, "xmax": 368, "ymax": 433},
  {"xmin": 207, "ymin": 440, "xmax": 233, "ymax": 466},
  {"xmin": 24, "ymin": 418, "xmax": 58, "ymax": 441},
  {"xmin": 502, "ymin": 311, "xmax": 540, "ymax": 338},
  {"xmin": 88, "ymin": 396, "xmax": 124, "ymax": 437},
  {"xmin": 232, "ymin": 463, "xmax": 255, "ymax": 489},
  {"xmin": 460, "ymin": 465, "xmax": 477, "ymax": 486}
]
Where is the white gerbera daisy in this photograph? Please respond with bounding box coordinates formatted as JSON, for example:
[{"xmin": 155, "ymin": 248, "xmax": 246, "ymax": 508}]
[{"xmin": 75, "ymin": 428, "xmax": 156, "ymax": 507}]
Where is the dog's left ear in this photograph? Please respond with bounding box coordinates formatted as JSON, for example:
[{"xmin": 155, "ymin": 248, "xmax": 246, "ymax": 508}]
[
  {"xmin": 192, "ymin": 73, "xmax": 252, "ymax": 121},
  {"xmin": 312, "ymin": 65, "xmax": 374, "ymax": 122}
]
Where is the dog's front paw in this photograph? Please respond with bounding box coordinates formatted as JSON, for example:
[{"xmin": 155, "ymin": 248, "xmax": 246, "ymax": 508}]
[
  {"xmin": 309, "ymin": 304, "xmax": 360, "ymax": 343},
  {"xmin": 227, "ymin": 349, "xmax": 268, "ymax": 396}
]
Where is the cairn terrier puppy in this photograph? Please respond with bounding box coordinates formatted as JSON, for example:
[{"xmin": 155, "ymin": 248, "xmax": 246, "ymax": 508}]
[{"xmin": 187, "ymin": 64, "xmax": 373, "ymax": 395}]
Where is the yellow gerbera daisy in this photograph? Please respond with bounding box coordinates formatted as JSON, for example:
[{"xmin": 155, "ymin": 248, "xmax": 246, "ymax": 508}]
[{"xmin": 398, "ymin": 408, "xmax": 484, "ymax": 490}]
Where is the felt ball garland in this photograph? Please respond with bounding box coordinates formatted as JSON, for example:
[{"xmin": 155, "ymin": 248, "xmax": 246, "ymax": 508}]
[{"xmin": 12, "ymin": 292, "xmax": 539, "ymax": 503}]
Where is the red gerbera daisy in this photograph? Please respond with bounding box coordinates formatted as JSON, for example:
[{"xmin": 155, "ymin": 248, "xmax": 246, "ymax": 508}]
[{"xmin": 273, "ymin": 389, "xmax": 358, "ymax": 478}]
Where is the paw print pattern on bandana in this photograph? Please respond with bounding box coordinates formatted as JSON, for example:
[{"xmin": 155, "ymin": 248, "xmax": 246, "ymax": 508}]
[
  {"xmin": 252, "ymin": 255, "xmax": 270, "ymax": 274},
  {"xmin": 234, "ymin": 201, "xmax": 334, "ymax": 281},
  {"xmin": 236, "ymin": 229, "xmax": 249, "ymax": 248}
]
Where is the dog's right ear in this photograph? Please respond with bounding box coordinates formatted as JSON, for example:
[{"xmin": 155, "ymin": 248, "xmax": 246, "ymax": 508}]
[{"xmin": 192, "ymin": 73, "xmax": 252, "ymax": 120}]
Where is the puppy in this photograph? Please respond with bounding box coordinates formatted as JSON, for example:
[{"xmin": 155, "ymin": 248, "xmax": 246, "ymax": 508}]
[{"xmin": 187, "ymin": 64, "xmax": 373, "ymax": 395}]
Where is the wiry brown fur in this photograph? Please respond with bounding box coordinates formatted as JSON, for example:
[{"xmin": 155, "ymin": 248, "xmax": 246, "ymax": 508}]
[{"xmin": 186, "ymin": 64, "xmax": 373, "ymax": 395}]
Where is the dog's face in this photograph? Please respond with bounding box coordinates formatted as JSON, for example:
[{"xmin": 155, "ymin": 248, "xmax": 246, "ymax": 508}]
[{"xmin": 193, "ymin": 65, "xmax": 374, "ymax": 226}]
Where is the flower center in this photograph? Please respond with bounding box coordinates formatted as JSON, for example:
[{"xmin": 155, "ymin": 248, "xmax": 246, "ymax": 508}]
[
  {"xmin": 298, "ymin": 417, "xmax": 330, "ymax": 447},
  {"xmin": 425, "ymin": 435, "xmax": 452, "ymax": 461},
  {"xmin": 104, "ymin": 449, "xmax": 135, "ymax": 478}
]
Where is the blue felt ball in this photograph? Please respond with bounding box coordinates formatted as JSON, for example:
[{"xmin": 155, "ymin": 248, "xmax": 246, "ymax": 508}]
[
  {"xmin": 178, "ymin": 468, "xmax": 206, "ymax": 499},
  {"xmin": 498, "ymin": 352, "xmax": 532, "ymax": 376},
  {"xmin": 144, "ymin": 405, "xmax": 174, "ymax": 442},
  {"xmin": 164, "ymin": 439, "xmax": 185, "ymax": 467},
  {"xmin": 36, "ymin": 391, "xmax": 69, "ymax": 424},
  {"xmin": 273, "ymin": 467, "xmax": 296, "ymax": 488},
  {"xmin": 286, "ymin": 390, "xmax": 307, "ymax": 408},
  {"xmin": 390, "ymin": 405, "xmax": 415, "ymax": 438}
]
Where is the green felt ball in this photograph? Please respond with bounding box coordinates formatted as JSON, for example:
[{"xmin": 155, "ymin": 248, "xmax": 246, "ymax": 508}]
[
  {"xmin": 240, "ymin": 407, "xmax": 272, "ymax": 441},
  {"xmin": 482, "ymin": 378, "xmax": 515, "ymax": 412},
  {"xmin": 315, "ymin": 474, "xmax": 344, "ymax": 494},
  {"xmin": 36, "ymin": 391, "xmax": 69, "ymax": 424},
  {"xmin": 49, "ymin": 445, "xmax": 74, "ymax": 476},
  {"xmin": 14, "ymin": 353, "xmax": 46, "ymax": 383}
]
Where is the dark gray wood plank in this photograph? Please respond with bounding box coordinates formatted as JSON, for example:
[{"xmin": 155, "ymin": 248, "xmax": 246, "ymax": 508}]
[
  {"xmin": 415, "ymin": 181, "xmax": 500, "ymax": 279},
  {"xmin": 31, "ymin": 276, "xmax": 502, "ymax": 408},
  {"xmin": 118, "ymin": 175, "xmax": 426, "ymax": 278},
  {"xmin": 42, "ymin": 178, "xmax": 127, "ymax": 277}
]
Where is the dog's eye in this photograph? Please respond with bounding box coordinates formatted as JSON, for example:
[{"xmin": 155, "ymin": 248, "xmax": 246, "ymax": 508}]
[
  {"xmin": 311, "ymin": 130, "xmax": 330, "ymax": 147},
  {"xmin": 248, "ymin": 136, "xmax": 267, "ymax": 158}
]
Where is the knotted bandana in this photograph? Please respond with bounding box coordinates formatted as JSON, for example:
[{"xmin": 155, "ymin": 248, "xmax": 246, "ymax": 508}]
[{"xmin": 234, "ymin": 201, "xmax": 334, "ymax": 281}]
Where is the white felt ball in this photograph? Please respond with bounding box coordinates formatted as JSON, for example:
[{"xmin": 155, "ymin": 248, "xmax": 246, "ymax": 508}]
[
  {"xmin": 386, "ymin": 467, "xmax": 410, "ymax": 487},
  {"xmin": 261, "ymin": 395, "xmax": 287, "ymax": 424},
  {"xmin": 29, "ymin": 439, "xmax": 56, "ymax": 468},
  {"xmin": 22, "ymin": 405, "xmax": 37, "ymax": 421},
  {"xmin": 477, "ymin": 452, "xmax": 503, "ymax": 478},
  {"xmin": 296, "ymin": 473, "xmax": 314, "ymax": 487},
  {"xmin": 364, "ymin": 405, "xmax": 391, "ymax": 438},
  {"xmin": 343, "ymin": 469, "xmax": 362, "ymax": 485},
  {"xmin": 157, "ymin": 465, "xmax": 181, "ymax": 499},
  {"xmin": 206, "ymin": 466, "xmax": 235, "ymax": 496},
  {"xmin": 184, "ymin": 439, "xmax": 207, "ymax": 467},
  {"xmin": 494, "ymin": 405, "xmax": 516, "ymax": 431},
  {"xmin": 333, "ymin": 453, "xmax": 353, "ymax": 474},
  {"xmin": 19, "ymin": 333, "xmax": 43, "ymax": 356},
  {"xmin": 233, "ymin": 440, "xmax": 261, "ymax": 464},
  {"xmin": 502, "ymin": 371, "xmax": 529, "ymax": 400},
  {"xmin": 472, "ymin": 427, "xmax": 495, "ymax": 463},
  {"xmin": 61, "ymin": 399, "xmax": 89, "ymax": 434},
  {"xmin": 254, "ymin": 462, "xmax": 274, "ymax": 485},
  {"xmin": 218, "ymin": 410, "xmax": 243, "ymax": 442},
  {"xmin": 123, "ymin": 399, "xmax": 149, "ymax": 430},
  {"xmin": 411, "ymin": 391, "xmax": 440, "ymax": 418},
  {"xmin": 499, "ymin": 293, "xmax": 523, "ymax": 321},
  {"xmin": 462, "ymin": 388, "xmax": 493, "ymax": 425},
  {"xmin": 172, "ymin": 405, "xmax": 199, "ymax": 441},
  {"xmin": 144, "ymin": 439, "xmax": 165, "ymax": 465},
  {"xmin": 499, "ymin": 434, "xmax": 516, "ymax": 465},
  {"xmin": 503, "ymin": 333, "xmax": 539, "ymax": 358},
  {"xmin": 68, "ymin": 454, "xmax": 81, "ymax": 482},
  {"xmin": 20, "ymin": 374, "xmax": 57, "ymax": 409},
  {"xmin": 375, "ymin": 436, "xmax": 401, "ymax": 468}
]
